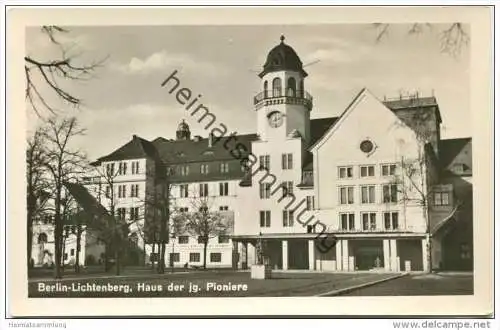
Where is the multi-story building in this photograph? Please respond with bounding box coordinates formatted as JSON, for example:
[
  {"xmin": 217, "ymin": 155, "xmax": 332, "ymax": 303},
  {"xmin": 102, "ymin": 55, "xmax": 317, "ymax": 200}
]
[
  {"xmin": 40, "ymin": 35, "xmax": 472, "ymax": 273},
  {"xmin": 232, "ymin": 35, "xmax": 473, "ymax": 273},
  {"xmin": 85, "ymin": 120, "xmax": 256, "ymax": 268}
]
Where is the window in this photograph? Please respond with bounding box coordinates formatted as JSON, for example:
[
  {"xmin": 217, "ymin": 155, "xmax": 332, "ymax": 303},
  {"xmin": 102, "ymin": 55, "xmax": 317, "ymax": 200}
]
[
  {"xmin": 170, "ymin": 253, "xmax": 180, "ymax": 262},
  {"xmin": 307, "ymin": 225, "xmax": 314, "ymax": 233},
  {"xmin": 282, "ymin": 153, "xmax": 293, "ymax": 170},
  {"xmin": 118, "ymin": 162, "xmax": 128, "ymax": 175},
  {"xmin": 70, "ymin": 249, "xmax": 75, "ymax": 256},
  {"xmin": 200, "ymin": 164, "xmax": 209, "ymax": 174},
  {"xmin": 180, "ymin": 165, "xmax": 189, "ymax": 176},
  {"xmin": 106, "ymin": 163, "xmax": 115, "ymax": 176},
  {"xmin": 384, "ymin": 212, "xmax": 399, "ymax": 230},
  {"xmin": 197, "ymin": 236, "xmax": 206, "ymax": 244},
  {"xmin": 381, "ymin": 164, "xmax": 397, "ymax": 176},
  {"xmin": 118, "ymin": 185, "xmax": 127, "ymax": 198},
  {"xmin": 340, "ymin": 213, "xmax": 355, "ymax": 231},
  {"xmin": 360, "ymin": 165, "xmax": 375, "ymax": 177},
  {"xmin": 219, "ymin": 182, "xmax": 229, "ymax": 196},
  {"xmin": 131, "ymin": 161, "xmax": 140, "ymax": 174},
  {"xmin": 340, "ymin": 186, "xmax": 354, "ymax": 204},
  {"xmin": 199, "ymin": 206, "xmax": 208, "ymax": 213},
  {"xmin": 220, "ymin": 163, "xmax": 229, "ymax": 173},
  {"xmin": 105, "ymin": 186, "xmax": 111, "ymax": 198},
  {"xmin": 259, "ymin": 210, "xmax": 271, "ymax": 227},
  {"xmin": 116, "ymin": 208, "xmax": 126, "ymax": 222},
  {"xmin": 218, "ymin": 235, "xmax": 230, "ymax": 244},
  {"xmin": 263, "ymin": 81, "xmax": 268, "ymax": 98},
  {"xmin": 460, "ymin": 243, "xmax": 471, "ymax": 259},
  {"xmin": 259, "ymin": 183, "xmax": 271, "ymax": 199},
  {"xmin": 272, "ymin": 77, "xmax": 282, "ymax": 97},
  {"xmin": 306, "ymin": 196, "xmax": 315, "ymax": 210},
  {"xmin": 434, "ymin": 192, "xmax": 450, "ymax": 206},
  {"xmin": 189, "ymin": 253, "xmax": 200, "ymax": 262},
  {"xmin": 219, "ymin": 206, "xmax": 229, "ymax": 211},
  {"xmin": 179, "ymin": 207, "xmax": 188, "ymax": 213},
  {"xmin": 383, "ymin": 184, "xmax": 398, "ymax": 203},
  {"xmin": 282, "ymin": 210, "xmax": 294, "ymax": 227},
  {"xmin": 129, "ymin": 207, "xmax": 139, "ymax": 222},
  {"xmin": 338, "ymin": 166, "xmax": 353, "ymax": 179},
  {"xmin": 282, "ymin": 181, "xmax": 293, "ymax": 197},
  {"xmin": 179, "ymin": 184, "xmax": 189, "ymax": 198},
  {"xmin": 199, "ymin": 183, "xmax": 209, "ymax": 197},
  {"xmin": 259, "ymin": 155, "xmax": 270, "ymax": 170},
  {"xmin": 178, "ymin": 236, "xmax": 189, "ymax": 244},
  {"xmin": 210, "ymin": 253, "xmax": 222, "ymax": 263},
  {"xmin": 362, "ymin": 213, "xmax": 377, "ymax": 231},
  {"xmin": 130, "ymin": 184, "xmax": 139, "ymax": 197},
  {"xmin": 361, "ymin": 185, "xmax": 376, "ymax": 204},
  {"xmin": 287, "ymin": 77, "xmax": 296, "ymax": 96},
  {"xmin": 64, "ymin": 253, "xmax": 68, "ymax": 260}
]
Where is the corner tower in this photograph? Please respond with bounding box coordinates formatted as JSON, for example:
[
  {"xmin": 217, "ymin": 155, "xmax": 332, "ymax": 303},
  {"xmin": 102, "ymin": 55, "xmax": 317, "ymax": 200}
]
[{"xmin": 254, "ymin": 35, "xmax": 313, "ymax": 143}]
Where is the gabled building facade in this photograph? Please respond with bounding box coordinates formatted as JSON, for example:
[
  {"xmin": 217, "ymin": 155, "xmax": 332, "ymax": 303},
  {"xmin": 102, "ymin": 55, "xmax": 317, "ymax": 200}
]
[{"xmin": 59, "ymin": 35, "xmax": 472, "ymax": 273}]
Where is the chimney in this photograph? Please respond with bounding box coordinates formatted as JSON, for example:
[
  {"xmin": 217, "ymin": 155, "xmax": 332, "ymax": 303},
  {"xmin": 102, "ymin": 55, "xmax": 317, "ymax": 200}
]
[{"xmin": 208, "ymin": 133, "xmax": 213, "ymax": 148}]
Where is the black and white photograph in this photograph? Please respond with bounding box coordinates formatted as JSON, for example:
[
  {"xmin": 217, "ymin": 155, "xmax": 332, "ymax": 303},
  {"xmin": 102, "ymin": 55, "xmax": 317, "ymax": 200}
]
[{"xmin": 5, "ymin": 6, "xmax": 494, "ymax": 318}]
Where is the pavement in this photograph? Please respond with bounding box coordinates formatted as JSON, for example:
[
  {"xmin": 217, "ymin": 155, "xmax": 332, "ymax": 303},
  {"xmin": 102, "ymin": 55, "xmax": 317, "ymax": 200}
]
[{"xmin": 339, "ymin": 271, "xmax": 473, "ymax": 296}]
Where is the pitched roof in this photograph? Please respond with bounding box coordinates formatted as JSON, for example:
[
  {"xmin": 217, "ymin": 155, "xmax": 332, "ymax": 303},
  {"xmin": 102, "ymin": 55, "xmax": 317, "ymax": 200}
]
[
  {"xmin": 96, "ymin": 135, "xmax": 159, "ymax": 164},
  {"xmin": 152, "ymin": 133, "xmax": 258, "ymax": 164},
  {"xmin": 439, "ymin": 137, "xmax": 472, "ymax": 168}
]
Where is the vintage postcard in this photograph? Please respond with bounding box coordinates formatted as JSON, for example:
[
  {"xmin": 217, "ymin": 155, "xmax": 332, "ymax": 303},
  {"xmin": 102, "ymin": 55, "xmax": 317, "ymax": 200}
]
[{"xmin": 5, "ymin": 6, "xmax": 494, "ymax": 317}]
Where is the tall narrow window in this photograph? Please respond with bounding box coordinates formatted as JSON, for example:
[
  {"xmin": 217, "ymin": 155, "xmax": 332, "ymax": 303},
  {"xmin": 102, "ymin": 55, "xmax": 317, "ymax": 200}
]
[
  {"xmin": 340, "ymin": 186, "xmax": 354, "ymax": 204},
  {"xmin": 384, "ymin": 212, "xmax": 399, "ymax": 230},
  {"xmin": 263, "ymin": 80, "xmax": 268, "ymax": 98},
  {"xmin": 179, "ymin": 184, "xmax": 189, "ymax": 198},
  {"xmin": 362, "ymin": 213, "xmax": 377, "ymax": 231},
  {"xmin": 259, "ymin": 155, "xmax": 270, "ymax": 170},
  {"xmin": 382, "ymin": 184, "xmax": 398, "ymax": 203},
  {"xmin": 282, "ymin": 210, "xmax": 294, "ymax": 227},
  {"xmin": 259, "ymin": 183, "xmax": 271, "ymax": 199},
  {"xmin": 282, "ymin": 181, "xmax": 293, "ymax": 197},
  {"xmin": 259, "ymin": 210, "xmax": 271, "ymax": 227},
  {"xmin": 219, "ymin": 182, "xmax": 229, "ymax": 196},
  {"xmin": 200, "ymin": 164, "xmax": 209, "ymax": 174},
  {"xmin": 287, "ymin": 77, "xmax": 296, "ymax": 96},
  {"xmin": 199, "ymin": 183, "xmax": 209, "ymax": 197},
  {"xmin": 361, "ymin": 185, "xmax": 376, "ymax": 204},
  {"xmin": 272, "ymin": 77, "xmax": 282, "ymax": 97},
  {"xmin": 340, "ymin": 213, "xmax": 355, "ymax": 231},
  {"xmin": 282, "ymin": 153, "xmax": 293, "ymax": 170},
  {"xmin": 220, "ymin": 163, "xmax": 229, "ymax": 173},
  {"xmin": 306, "ymin": 196, "xmax": 315, "ymax": 210},
  {"xmin": 299, "ymin": 80, "xmax": 304, "ymax": 97}
]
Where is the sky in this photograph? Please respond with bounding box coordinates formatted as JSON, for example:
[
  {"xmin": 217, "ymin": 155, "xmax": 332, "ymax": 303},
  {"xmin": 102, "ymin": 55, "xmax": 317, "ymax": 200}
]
[{"xmin": 25, "ymin": 24, "xmax": 470, "ymax": 161}]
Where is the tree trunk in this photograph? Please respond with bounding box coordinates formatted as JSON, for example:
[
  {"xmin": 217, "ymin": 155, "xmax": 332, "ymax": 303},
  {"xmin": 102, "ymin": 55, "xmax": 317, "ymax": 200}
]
[
  {"xmin": 115, "ymin": 245, "xmax": 120, "ymax": 276},
  {"xmin": 27, "ymin": 217, "xmax": 33, "ymax": 269},
  {"xmin": 203, "ymin": 240, "xmax": 208, "ymax": 269},
  {"xmin": 151, "ymin": 241, "xmax": 156, "ymax": 270},
  {"xmin": 104, "ymin": 244, "xmax": 110, "ymax": 272},
  {"xmin": 53, "ymin": 186, "xmax": 62, "ymax": 279},
  {"xmin": 158, "ymin": 242, "xmax": 166, "ymax": 274},
  {"xmin": 74, "ymin": 225, "xmax": 82, "ymax": 273}
]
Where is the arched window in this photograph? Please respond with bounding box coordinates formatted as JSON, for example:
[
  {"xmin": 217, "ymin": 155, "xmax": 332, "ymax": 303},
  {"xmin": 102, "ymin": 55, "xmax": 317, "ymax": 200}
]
[
  {"xmin": 38, "ymin": 233, "xmax": 48, "ymax": 244},
  {"xmin": 263, "ymin": 81, "xmax": 268, "ymax": 98},
  {"xmin": 272, "ymin": 77, "xmax": 282, "ymax": 97},
  {"xmin": 287, "ymin": 77, "xmax": 296, "ymax": 97},
  {"xmin": 299, "ymin": 80, "xmax": 304, "ymax": 97}
]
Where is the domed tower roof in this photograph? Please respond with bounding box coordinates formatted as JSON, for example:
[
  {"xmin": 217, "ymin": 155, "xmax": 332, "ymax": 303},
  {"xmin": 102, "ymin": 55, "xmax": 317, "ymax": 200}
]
[
  {"xmin": 176, "ymin": 119, "xmax": 191, "ymax": 140},
  {"xmin": 259, "ymin": 35, "xmax": 308, "ymax": 78}
]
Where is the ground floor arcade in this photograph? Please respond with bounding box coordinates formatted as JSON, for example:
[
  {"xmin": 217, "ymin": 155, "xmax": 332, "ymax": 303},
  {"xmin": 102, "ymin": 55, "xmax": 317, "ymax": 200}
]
[{"xmin": 232, "ymin": 234, "xmax": 429, "ymax": 272}]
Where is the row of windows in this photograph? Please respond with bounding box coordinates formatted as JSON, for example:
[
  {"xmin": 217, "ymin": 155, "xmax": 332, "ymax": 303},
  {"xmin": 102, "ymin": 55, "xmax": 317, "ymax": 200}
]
[
  {"xmin": 168, "ymin": 252, "xmax": 222, "ymax": 263},
  {"xmin": 339, "ymin": 212, "xmax": 400, "ymax": 231},
  {"xmin": 338, "ymin": 164, "xmax": 397, "ymax": 179},
  {"xmin": 259, "ymin": 210, "xmax": 400, "ymax": 231},
  {"xmin": 106, "ymin": 184, "xmax": 140, "ymax": 199},
  {"xmin": 176, "ymin": 235, "xmax": 230, "ymax": 244},
  {"xmin": 258, "ymin": 154, "xmax": 295, "ymax": 170},
  {"xmin": 106, "ymin": 161, "xmax": 140, "ymax": 176},
  {"xmin": 339, "ymin": 184, "xmax": 399, "ymax": 205},
  {"xmin": 259, "ymin": 181, "xmax": 294, "ymax": 199},
  {"xmin": 178, "ymin": 182, "xmax": 230, "ymax": 198},
  {"xmin": 116, "ymin": 207, "xmax": 140, "ymax": 222},
  {"xmin": 177, "ymin": 162, "xmax": 240, "ymax": 177},
  {"xmin": 177, "ymin": 206, "xmax": 230, "ymax": 213},
  {"xmin": 262, "ymin": 77, "xmax": 304, "ymax": 98}
]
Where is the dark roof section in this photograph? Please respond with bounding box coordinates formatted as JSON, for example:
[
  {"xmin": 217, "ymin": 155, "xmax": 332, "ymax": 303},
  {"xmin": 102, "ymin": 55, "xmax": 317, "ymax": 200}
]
[
  {"xmin": 259, "ymin": 36, "xmax": 307, "ymax": 78},
  {"xmin": 152, "ymin": 133, "xmax": 258, "ymax": 164},
  {"xmin": 301, "ymin": 117, "xmax": 340, "ymax": 173},
  {"xmin": 96, "ymin": 135, "xmax": 159, "ymax": 164},
  {"xmin": 383, "ymin": 96, "xmax": 442, "ymax": 123},
  {"xmin": 439, "ymin": 137, "xmax": 472, "ymax": 169}
]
